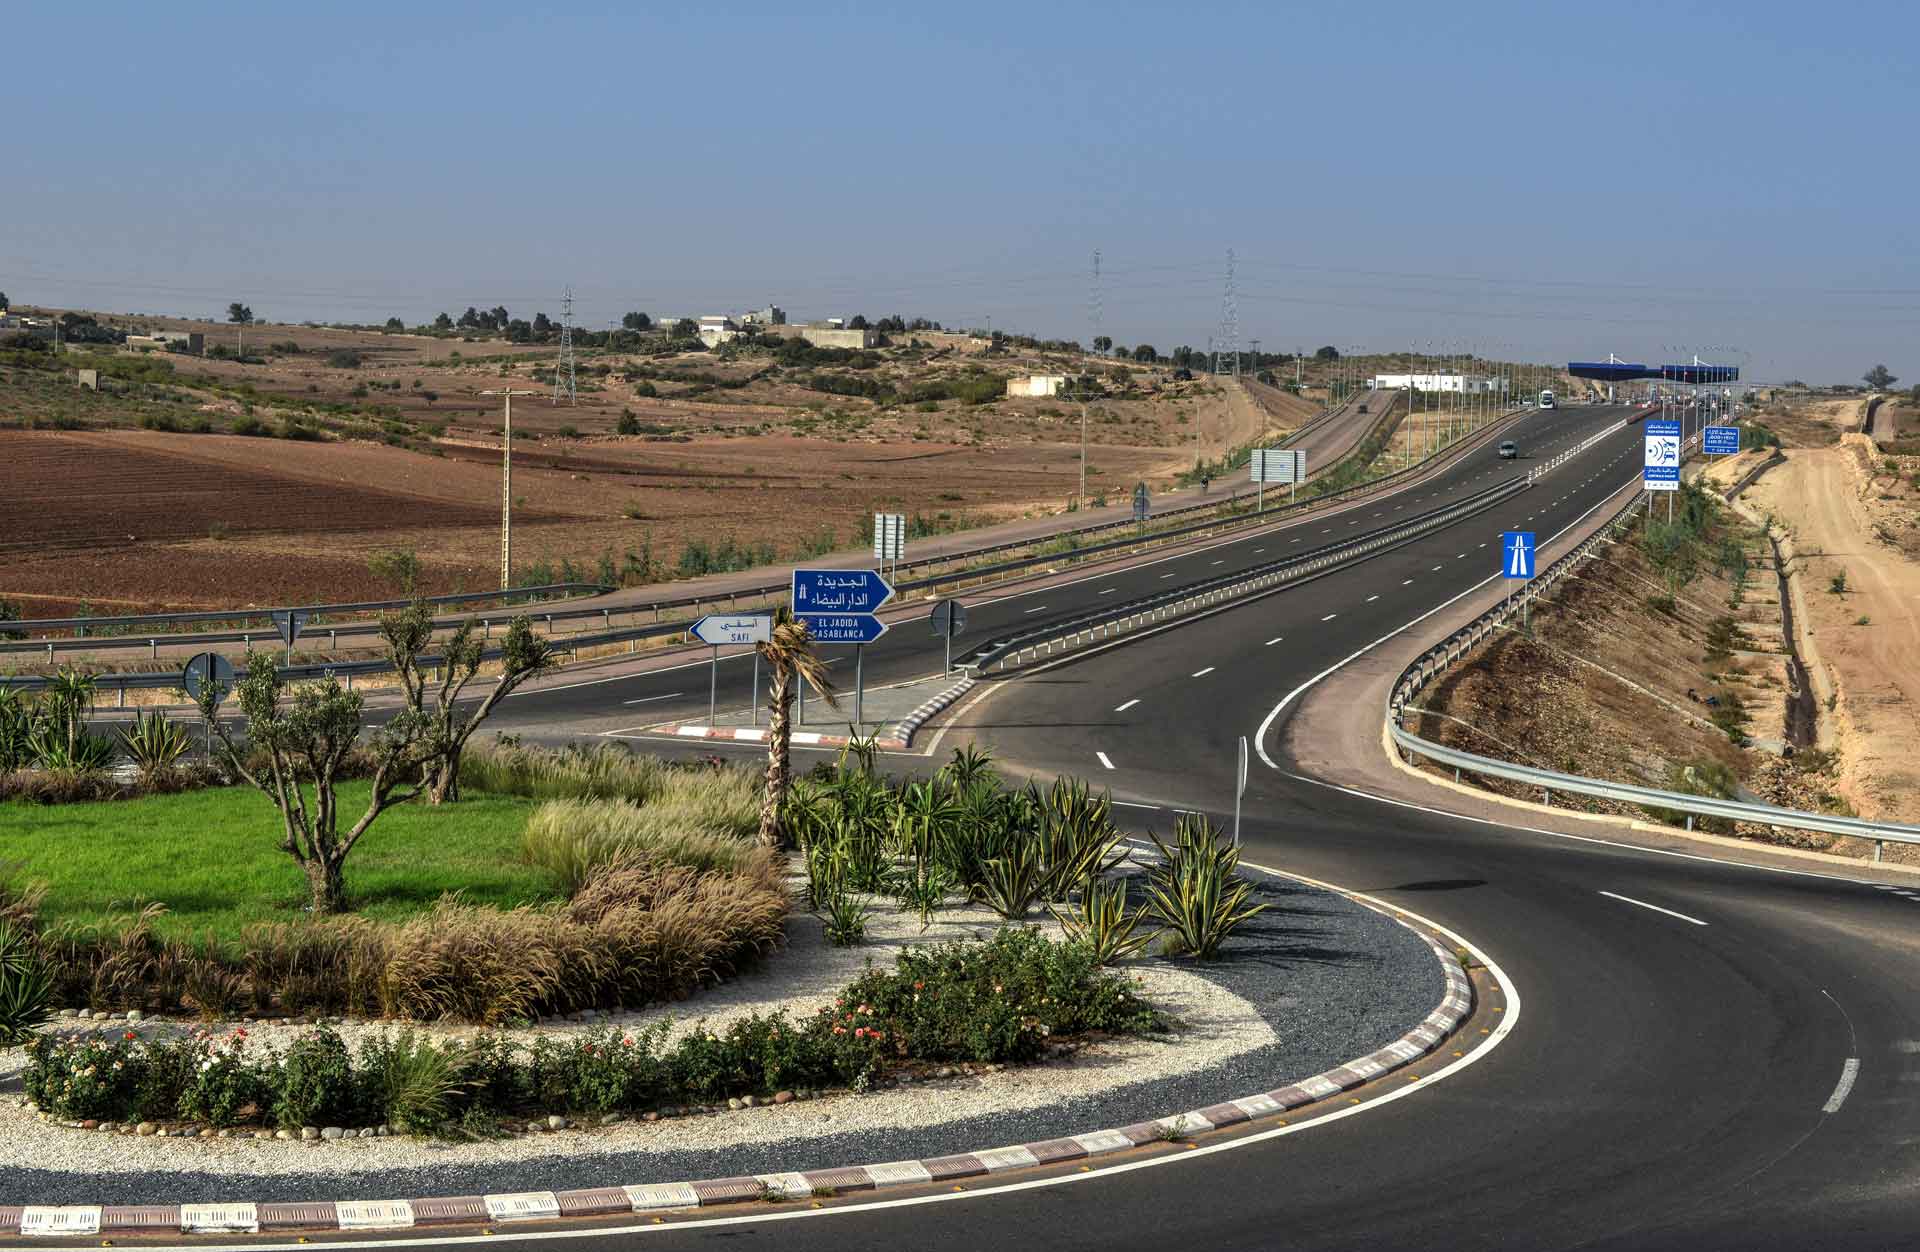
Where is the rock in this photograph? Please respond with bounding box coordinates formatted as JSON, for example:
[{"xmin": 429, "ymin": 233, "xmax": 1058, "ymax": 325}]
[
  {"xmin": 546, "ymin": 1115, "xmax": 568, "ymax": 1131},
  {"xmin": 256, "ymin": 1131, "xmax": 274, "ymax": 1141},
  {"xmin": 527, "ymin": 1121, "xmax": 546, "ymax": 1134},
  {"xmin": 934, "ymin": 1067, "xmax": 955, "ymax": 1080},
  {"xmin": 274, "ymin": 1129, "xmax": 293, "ymax": 1141},
  {"xmin": 135, "ymin": 1122, "xmax": 156, "ymax": 1136},
  {"xmin": 773, "ymin": 1091, "xmax": 795, "ymax": 1105},
  {"xmin": 199, "ymin": 1128, "xmax": 216, "ymax": 1139},
  {"xmin": 727, "ymin": 1098, "xmax": 742, "ymax": 1111},
  {"xmin": 126, "ymin": 1010, "xmax": 144, "ymax": 1023},
  {"xmin": 741, "ymin": 1095, "xmax": 756, "ymax": 1108},
  {"xmin": 376, "ymin": 1126, "xmax": 390, "ymax": 1137},
  {"xmin": 321, "ymin": 1126, "xmax": 344, "ymax": 1140},
  {"xmin": 895, "ymin": 1073, "xmax": 913, "ymax": 1084},
  {"xmin": 379, "ymin": 1125, "xmax": 392, "ymax": 1136},
  {"xmin": 300, "ymin": 1126, "xmax": 320, "ymax": 1141},
  {"xmin": 80, "ymin": 1119, "xmax": 99, "ymax": 1130},
  {"xmin": 58, "ymin": 1008, "xmax": 76, "ymax": 1019},
  {"xmin": 642, "ymin": 1111, "xmax": 659, "ymax": 1123},
  {"xmin": 75, "ymin": 1009, "xmax": 91, "ymax": 1020}
]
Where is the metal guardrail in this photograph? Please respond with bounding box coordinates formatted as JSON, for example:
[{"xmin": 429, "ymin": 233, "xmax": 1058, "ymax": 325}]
[
  {"xmin": 1385, "ymin": 443, "xmax": 1920, "ymax": 860},
  {"xmin": 4, "ymin": 403, "xmax": 1543, "ymax": 665},
  {"xmin": 1, "ymin": 584, "xmax": 607, "ymax": 635},
  {"xmin": 965, "ymin": 476, "xmax": 1532, "ymax": 675}
]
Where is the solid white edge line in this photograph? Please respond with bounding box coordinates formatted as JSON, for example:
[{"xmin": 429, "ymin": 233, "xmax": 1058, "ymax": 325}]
[
  {"xmin": 1597, "ymin": 890, "xmax": 1708, "ymax": 926},
  {"xmin": 1822, "ymin": 1058, "xmax": 1860, "ymax": 1114},
  {"xmin": 164, "ymin": 869, "xmax": 1520, "ymax": 1252}
]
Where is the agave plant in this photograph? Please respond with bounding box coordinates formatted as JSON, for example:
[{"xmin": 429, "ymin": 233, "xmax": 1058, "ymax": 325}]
[
  {"xmin": 119, "ymin": 709, "xmax": 192, "ymax": 776},
  {"xmin": 1142, "ymin": 813, "xmax": 1268, "ymax": 960},
  {"xmin": 981, "ymin": 838, "xmax": 1049, "ymax": 920},
  {"xmin": 0, "ymin": 689, "xmax": 33, "ymax": 772},
  {"xmin": 1052, "ymin": 876, "xmax": 1153, "ymax": 965},
  {"xmin": 0, "ymin": 922, "xmax": 53, "ymax": 1047},
  {"xmin": 1033, "ymin": 777, "xmax": 1125, "ymax": 900},
  {"xmin": 27, "ymin": 723, "xmax": 115, "ymax": 772},
  {"xmin": 938, "ymin": 744, "xmax": 997, "ymax": 789}
]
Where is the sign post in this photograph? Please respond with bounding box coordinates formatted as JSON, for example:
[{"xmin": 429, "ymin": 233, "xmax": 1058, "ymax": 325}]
[
  {"xmin": 1132, "ymin": 482, "xmax": 1150, "ymax": 536},
  {"xmin": 793, "ymin": 569, "xmax": 894, "ymax": 739},
  {"xmin": 930, "ymin": 598, "xmax": 968, "ymax": 675},
  {"xmin": 1644, "ymin": 418, "xmax": 1682, "ymax": 522},
  {"xmin": 1703, "ymin": 425, "xmax": 1739, "ymax": 457},
  {"xmin": 1233, "ymin": 735, "xmax": 1248, "ymax": 849},
  {"xmin": 269, "ymin": 610, "xmax": 310, "ymax": 668},
  {"xmin": 690, "ymin": 614, "xmax": 773, "ymax": 730},
  {"xmin": 872, "ymin": 512, "xmax": 905, "ymax": 582},
  {"xmin": 1251, "ymin": 448, "xmax": 1305, "ymax": 507},
  {"xmin": 182, "ymin": 651, "xmax": 236, "ymax": 764},
  {"xmin": 1501, "ymin": 530, "xmax": 1536, "ymax": 622}
]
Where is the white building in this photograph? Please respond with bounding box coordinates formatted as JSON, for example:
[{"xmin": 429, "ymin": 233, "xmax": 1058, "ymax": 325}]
[
  {"xmin": 1006, "ymin": 374, "xmax": 1068, "ymax": 398},
  {"xmin": 697, "ymin": 316, "xmax": 742, "ymax": 347},
  {"xmin": 1370, "ymin": 373, "xmax": 1508, "ymax": 395}
]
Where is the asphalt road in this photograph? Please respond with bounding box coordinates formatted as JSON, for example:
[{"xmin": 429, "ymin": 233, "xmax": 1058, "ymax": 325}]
[
  {"xmin": 492, "ymin": 402, "xmax": 1618, "ymax": 738},
  {"xmin": 466, "ymin": 403, "xmax": 1920, "ymax": 1250}
]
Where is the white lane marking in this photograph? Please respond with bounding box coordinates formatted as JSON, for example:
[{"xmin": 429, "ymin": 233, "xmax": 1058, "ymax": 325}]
[
  {"xmin": 1823, "ymin": 1058, "xmax": 1860, "ymax": 1114},
  {"xmin": 1366, "ymin": 595, "xmax": 1379, "ymax": 603},
  {"xmin": 1111, "ymin": 799, "xmax": 1160, "ymax": 810},
  {"xmin": 1598, "ymin": 891, "xmax": 1708, "ymax": 926},
  {"xmin": 1024, "ymin": 605, "xmax": 1048, "ymax": 614},
  {"xmin": 1431, "ymin": 565, "xmax": 1443, "ymax": 571},
  {"xmin": 1264, "ymin": 637, "xmax": 1284, "ymax": 646},
  {"xmin": 620, "ymin": 691, "xmax": 685, "ymax": 705},
  {"xmin": 1095, "ymin": 751, "xmax": 1115, "ymax": 770},
  {"xmin": 1160, "ymin": 572, "xmax": 1178, "ymax": 578},
  {"xmin": 1099, "ymin": 587, "xmax": 1117, "ymax": 595},
  {"xmin": 1403, "ymin": 579, "xmax": 1414, "ymax": 585},
  {"xmin": 1191, "ymin": 667, "xmax": 1216, "ymax": 678},
  {"xmin": 1252, "ymin": 548, "xmax": 1264, "ymax": 554},
  {"xmin": 1211, "ymin": 560, "xmax": 1226, "ymax": 566},
  {"xmin": 1114, "ymin": 698, "xmax": 1141, "ymax": 712},
  {"xmin": 1321, "ymin": 613, "xmax": 1338, "ymax": 622}
]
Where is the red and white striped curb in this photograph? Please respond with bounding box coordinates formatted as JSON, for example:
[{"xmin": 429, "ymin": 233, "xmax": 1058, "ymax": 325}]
[
  {"xmin": 645, "ymin": 675, "xmax": 976, "ymax": 755},
  {"xmin": 0, "ymin": 922, "xmax": 1471, "ymax": 1236}
]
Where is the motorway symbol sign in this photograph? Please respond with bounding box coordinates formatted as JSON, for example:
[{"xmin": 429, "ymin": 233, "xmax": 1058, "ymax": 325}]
[
  {"xmin": 792, "ymin": 568, "xmax": 894, "ymax": 615},
  {"xmin": 930, "ymin": 598, "xmax": 967, "ymax": 638},
  {"xmin": 797, "ymin": 612, "xmax": 889, "ymax": 645},
  {"xmin": 181, "ymin": 651, "xmax": 235, "ymax": 704},
  {"xmin": 1703, "ymin": 425, "xmax": 1740, "ymax": 456},
  {"xmin": 1501, "ymin": 531, "xmax": 1536, "ymax": 580},
  {"xmin": 1643, "ymin": 418, "xmax": 1682, "ymax": 492},
  {"xmin": 690, "ymin": 614, "xmax": 772, "ymax": 646}
]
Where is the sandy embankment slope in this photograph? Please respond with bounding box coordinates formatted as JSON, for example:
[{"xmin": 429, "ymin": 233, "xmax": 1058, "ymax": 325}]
[{"xmin": 1741, "ymin": 438, "xmax": 1920, "ymax": 823}]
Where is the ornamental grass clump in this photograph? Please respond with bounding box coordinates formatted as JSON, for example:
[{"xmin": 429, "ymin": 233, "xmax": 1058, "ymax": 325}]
[
  {"xmin": 522, "ymin": 791, "xmax": 761, "ymax": 895},
  {"xmin": 460, "ymin": 741, "xmax": 676, "ymax": 804}
]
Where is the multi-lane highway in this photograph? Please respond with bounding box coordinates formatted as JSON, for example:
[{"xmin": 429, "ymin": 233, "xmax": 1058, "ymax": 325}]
[{"xmin": 475, "ymin": 402, "xmax": 1920, "ymax": 1250}]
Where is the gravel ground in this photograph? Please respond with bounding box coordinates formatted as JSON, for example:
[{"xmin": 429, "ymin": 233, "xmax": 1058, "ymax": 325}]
[{"xmin": 0, "ymin": 863, "xmax": 1440, "ymax": 1205}]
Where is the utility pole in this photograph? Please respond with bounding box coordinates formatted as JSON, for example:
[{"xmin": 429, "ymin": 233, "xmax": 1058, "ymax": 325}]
[
  {"xmin": 553, "ymin": 286, "xmax": 577, "ymax": 405},
  {"xmin": 482, "ymin": 388, "xmax": 538, "ymax": 588}
]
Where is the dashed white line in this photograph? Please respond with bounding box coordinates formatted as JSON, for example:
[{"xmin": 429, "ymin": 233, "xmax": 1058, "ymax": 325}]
[
  {"xmin": 621, "ymin": 691, "xmax": 685, "ymax": 705},
  {"xmin": 1321, "ymin": 613, "xmax": 1338, "ymax": 622},
  {"xmin": 1402, "ymin": 578, "xmax": 1413, "ymax": 585},
  {"xmin": 1095, "ymin": 751, "xmax": 1115, "ymax": 770},
  {"xmin": 1264, "ymin": 637, "xmax": 1283, "ymax": 646},
  {"xmin": 1598, "ymin": 891, "xmax": 1707, "ymax": 926},
  {"xmin": 1024, "ymin": 605, "xmax": 1048, "ymax": 614},
  {"xmin": 1366, "ymin": 595, "xmax": 1379, "ymax": 602},
  {"xmin": 1191, "ymin": 667, "xmax": 1216, "ymax": 677},
  {"xmin": 1113, "ymin": 699, "xmax": 1140, "ymax": 713},
  {"xmin": 1099, "ymin": 588, "xmax": 1117, "ymax": 595}
]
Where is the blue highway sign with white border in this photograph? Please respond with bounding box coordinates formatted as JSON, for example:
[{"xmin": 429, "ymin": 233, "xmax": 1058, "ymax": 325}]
[
  {"xmin": 1501, "ymin": 531, "xmax": 1536, "ymax": 580},
  {"xmin": 791, "ymin": 568, "xmax": 894, "ymax": 614},
  {"xmin": 797, "ymin": 612, "xmax": 889, "ymax": 644},
  {"xmin": 1702, "ymin": 425, "xmax": 1740, "ymax": 456}
]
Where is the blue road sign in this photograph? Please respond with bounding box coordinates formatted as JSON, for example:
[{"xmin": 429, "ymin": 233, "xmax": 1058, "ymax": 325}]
[
  {"xmin": 1501, "ymin": 531, "xmax": 1536, "ymax": 580},
  {"xmin": 1643, "ymin": 418, "xmax": 1682, "ymax": 491},
  {"xmin": 791, "ymin": 568, "xmax": 894, "ymax": 614},
  {"xmin": 797, "ymin": 612, "xmax": 889, "ymax": 644},
  {"xmin": 1703, "ymin": 425, "xmax": 1740, "ymax": 456}
]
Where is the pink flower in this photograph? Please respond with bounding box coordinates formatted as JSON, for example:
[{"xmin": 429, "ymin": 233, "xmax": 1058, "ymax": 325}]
[{"xmin": 832, "ymin": 1026, "xmax": 846, "ymax": 1036}]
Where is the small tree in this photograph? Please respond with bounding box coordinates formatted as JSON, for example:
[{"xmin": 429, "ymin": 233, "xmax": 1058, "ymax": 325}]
[
  {"xmin": 756, "ymin": 607, "xmax": 838, "ymax": 847},
  {"xmin": 384, "ymin": 317, "xmax": 404, "ymax": 332},
  {"xmin": 367, "ymin": 548, "xmax": 421, "ymax": 593},
  {"xmin": 1863, "ymin": 364, "xmax": 1898, "ymax": 391},
  {"xmin": 383, "ymin": 600, "xmax": 555, "ymax": 804},
  {"xmin": 433, "ymin": 312, "xmax": 454, "ymax": 331},
  {"xmin": 1092, "ymin": 336, "xmax": 1113, "ymax": 355},
  {"xmin": 616, "ymin": 409, "xmax": 640, "ymax": 435},
  {"xmin": 227, "ymin": 302, "xmax": 254, "ymax": 325},
  {"xmin": 622, "ymin": 311, "xmax": 651, "ymax": 331},
  {"xmin": 1315, "ymin": 345, "xmax": 1340, "ymax": 361},
  {"xmin": 199, "ymin": 659, "xmax": 436, "ymax": 914}
]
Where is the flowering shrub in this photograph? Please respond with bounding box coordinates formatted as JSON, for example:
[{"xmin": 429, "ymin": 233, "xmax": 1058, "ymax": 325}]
[
  {"xmin": 23, "ymin": 934, "xmax": 1162, "ymax": 1131},
  {"xmin": 841, "ymin": 928, "xmax": 1164, "ymax": 1063}
]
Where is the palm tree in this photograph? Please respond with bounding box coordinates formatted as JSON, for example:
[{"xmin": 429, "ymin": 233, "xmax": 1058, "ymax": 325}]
[
  {"xmin": 756, "ymin": 607, "xmax": 838, "ymax": 848},
  {"xmin": 45, "ymin": 666, "xmax": 96, "ymax": 757}
]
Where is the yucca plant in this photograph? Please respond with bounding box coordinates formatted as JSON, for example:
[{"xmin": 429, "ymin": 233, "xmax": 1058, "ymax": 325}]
[
  {"xmin": 28, "ymin": 723, "xmax": 115, "ymax": 772},
  {"xmin": 1142, "ymin": 813, "xmax": 1268, "ymax": 960},
  {"xmin": 119, "ymin": 709, "xmax": 192, "ymax": 777},
  {"xmin": 1052, "ymin": 877, "xmax": 1153, "ymax": 965},
  {"xmin": 1034, "ymin": 778, "xmax": 1125, "ymax": 900},
  {"xmin": 0, "ymin": 689, "xmax": 33, "ymax": 771},
  {"xmin": 814, "ymin": 881, "xmax": 869, "ymax": 947},
  {"xmin": 938, "ymin": 744, "xmax": 997, "ymax": 788},
  {"xmin": 890, "ymin": 861, "xmax": 955, "ymax": 931}
]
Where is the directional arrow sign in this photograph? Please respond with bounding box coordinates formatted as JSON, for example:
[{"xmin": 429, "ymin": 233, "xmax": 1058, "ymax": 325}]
[
  {"xmin": 690, "ymin": 614, "xmax": 772, "ymax": 646},
  {"xmin": 797, "ymin": 612, "xmax": 888, "ymax": 645},
  {"xmin": 791, "ymin": 568, "xmax": 893, "ymax": 615}
]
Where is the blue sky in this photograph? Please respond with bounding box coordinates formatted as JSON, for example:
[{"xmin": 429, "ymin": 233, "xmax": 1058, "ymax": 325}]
[{"xmin": 5, "ymin": 0, "xmax": 1915, "ymax": 384}]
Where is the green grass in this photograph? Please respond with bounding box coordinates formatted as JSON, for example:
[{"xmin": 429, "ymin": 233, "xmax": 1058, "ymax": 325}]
[{"xmin": 0, "ymin": 783, "xmax": 555, "ymax": 942}]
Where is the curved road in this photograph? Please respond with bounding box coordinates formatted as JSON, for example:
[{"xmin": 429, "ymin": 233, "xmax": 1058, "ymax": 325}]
[{"xmin": 465, "ymin": 404, "xmax": 1920, "ymax": 1250}]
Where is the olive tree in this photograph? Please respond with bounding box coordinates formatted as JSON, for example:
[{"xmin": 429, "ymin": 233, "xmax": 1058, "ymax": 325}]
[
  {"xmin": 199, "ymin": 658, "xmax": 436, "ymax": 915},
  {"xmin": 382, "ymin": 600, "xmax": 554, "ymax": 804}
]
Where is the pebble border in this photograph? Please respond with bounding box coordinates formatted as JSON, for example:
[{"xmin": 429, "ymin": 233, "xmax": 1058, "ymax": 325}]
[
  {"xmin": 0, "ymin": 917, "xmax": 1471, "ymax": 1237},
  {"xmin": 639, "ymin": 675, "xmax": 976, "ymax": 755}
]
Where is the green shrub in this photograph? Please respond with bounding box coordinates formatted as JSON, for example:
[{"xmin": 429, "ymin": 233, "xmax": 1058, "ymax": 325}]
[
  {"xmin": 272, "ymin": 1027, "xmax": 358, "ymax": 1128},
  {"xmin": 1143, "ymin": 814, "xmax": 1268, "ymax": 960},
  {"xmin": 117, "ymin": 710, "xmax": 192, "ymax": 778}
]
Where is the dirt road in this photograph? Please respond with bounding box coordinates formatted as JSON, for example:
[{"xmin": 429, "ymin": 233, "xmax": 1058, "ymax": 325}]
[{"xmin": 1743, "ymin": 445, "xmax": 1920, "ymax": 822}]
